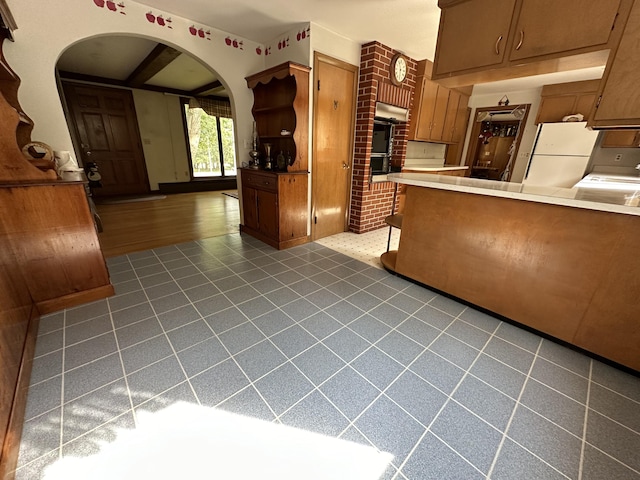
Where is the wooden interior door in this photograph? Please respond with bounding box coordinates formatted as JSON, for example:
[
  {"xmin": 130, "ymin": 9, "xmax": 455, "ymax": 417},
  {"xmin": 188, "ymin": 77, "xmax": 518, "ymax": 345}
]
[
  {"xmin": 312, "ymin": 53, "xmax": 358, "ymax": 240},
  {"xmin": 63, "ymin": 82, "xmax": 149, "ymax": 197}
]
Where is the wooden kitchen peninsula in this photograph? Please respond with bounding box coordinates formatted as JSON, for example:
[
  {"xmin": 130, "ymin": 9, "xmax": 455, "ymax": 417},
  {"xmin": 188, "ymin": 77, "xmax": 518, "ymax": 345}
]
[{"xmin": 384, "ymin": 173, "xmax": 640, "ymax": 372}]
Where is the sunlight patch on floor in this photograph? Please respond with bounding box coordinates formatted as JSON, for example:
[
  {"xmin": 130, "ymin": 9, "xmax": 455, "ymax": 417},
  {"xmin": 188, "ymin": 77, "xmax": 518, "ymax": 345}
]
[{"xmin": 41, "ymin": 402, "xmax": 393, "ymax": 480}]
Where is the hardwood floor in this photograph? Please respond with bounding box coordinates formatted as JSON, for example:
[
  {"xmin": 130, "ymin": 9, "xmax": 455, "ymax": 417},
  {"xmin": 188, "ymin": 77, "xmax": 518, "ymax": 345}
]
[{"xmin": 96, "ymin": 191, "xmax": 240, "ymax": 257}]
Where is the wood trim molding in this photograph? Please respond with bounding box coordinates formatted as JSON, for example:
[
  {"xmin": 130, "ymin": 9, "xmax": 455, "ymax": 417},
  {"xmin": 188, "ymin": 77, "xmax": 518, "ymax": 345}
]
[
  {"xmin": 0, "ymin": 0, "xmax": 17, "ymax": 36},
  {"xmin": 36, "ymin": 284, "xmax": 115, "ymax": 315}
]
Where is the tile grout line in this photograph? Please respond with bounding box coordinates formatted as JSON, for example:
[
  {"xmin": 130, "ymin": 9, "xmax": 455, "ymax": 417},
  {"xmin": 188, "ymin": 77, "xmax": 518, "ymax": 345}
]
[
  {"xmin": 109, "ymin": 257, "xmax": 139, "ymax": 428},
  {"xmin": 578, "ymin": 359, "xmax": 593, "ymax": 480},
  {"xmin": 161, "ymin": 240, "xmax": 282, "ymax": 420},
  {"xmin": 390, "ymin": 306, "xmax": 499, "ymax": 479},
  {"xmin": 484, "ymin": 338, "xmax": 565, "ymax": 480},
  {"xmin": 126, "ymin": 249, "xmax": 204, "ymax": 413},
  {"xmin": 58, "ymin": 308, "xmax": 67, "ymax": 460}
]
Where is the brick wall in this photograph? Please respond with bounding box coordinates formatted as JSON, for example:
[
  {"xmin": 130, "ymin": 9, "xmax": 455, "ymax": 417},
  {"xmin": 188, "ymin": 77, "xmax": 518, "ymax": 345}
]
[{"xmin": 349, "ymin": 41, "xmax": 417, "ymax": 233}]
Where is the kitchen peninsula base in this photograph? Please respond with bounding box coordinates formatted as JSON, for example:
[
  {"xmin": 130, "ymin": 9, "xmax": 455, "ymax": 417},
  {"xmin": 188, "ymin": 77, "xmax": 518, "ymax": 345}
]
[{"xmin": 386, "ymin": 183, "xmax": 640, "ymax": 372}]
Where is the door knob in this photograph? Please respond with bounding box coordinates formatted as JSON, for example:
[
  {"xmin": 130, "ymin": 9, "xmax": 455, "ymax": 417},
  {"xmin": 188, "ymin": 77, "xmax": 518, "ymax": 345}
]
[{"xmin": 342, "ymin": 162, "xmax": 350, "ymax": 169}]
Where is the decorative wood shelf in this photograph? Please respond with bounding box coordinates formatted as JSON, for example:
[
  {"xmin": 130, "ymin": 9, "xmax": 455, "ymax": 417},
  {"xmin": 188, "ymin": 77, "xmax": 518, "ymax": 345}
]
[{"xmin": 246, "ymin": 62, "xmax": 310, "ymax": 172}]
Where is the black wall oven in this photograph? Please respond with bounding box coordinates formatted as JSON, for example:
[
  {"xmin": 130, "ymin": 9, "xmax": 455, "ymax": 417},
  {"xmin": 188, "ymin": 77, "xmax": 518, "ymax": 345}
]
[{"xmin": 370, "ymin": 118, "xmax": 395, "ymax": 177}]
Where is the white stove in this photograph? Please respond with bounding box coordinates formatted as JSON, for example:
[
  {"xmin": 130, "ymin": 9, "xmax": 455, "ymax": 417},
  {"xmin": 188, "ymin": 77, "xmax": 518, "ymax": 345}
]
[{"xmin": 574, "ymin": 174, "xmax": 640, "ymax": 191}]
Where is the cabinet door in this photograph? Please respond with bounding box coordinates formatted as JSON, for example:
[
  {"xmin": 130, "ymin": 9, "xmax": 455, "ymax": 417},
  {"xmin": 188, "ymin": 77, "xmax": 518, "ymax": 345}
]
[
  {"xmin": 601, "ymin": 130, "xmax": 640, "ymax": 148},
  {"xmin": 510, "ymin": 0, "xmax": 620, "ymax": 62},
  {"xmin": 452, "ymin": 93, "xmax": 470, "ymax": 144},
  {"xmin": 591, "ymin": 0, "xmax": 640, "ymax": 127},
  {"xmin": 242, "ymin": 187, "xmax": 259, "ymax": 231},
  {"xmin": 441, "ymin": 90, "xmax": 460, "ymax": 143},
  {"xmin": 257, "ymin": 190, "xmax": 278, "ymax": 240},
  {"xmin": 430, "ymin": 86, "xmax": 451, "ymax": 142},
  {"xmin": 574, "ymin": 93, "xmax": 597, "ymax": 119},
  {"xmin": 411, "ymin": 79, "xmax": 439, "ymax": 141},
  {"xmin": 434, "ymin": 0, "xmax": 517, "ymax": 76},
  {"xmin": 536, "ymin": 95, "xmax": 579, "ymax": 124}
]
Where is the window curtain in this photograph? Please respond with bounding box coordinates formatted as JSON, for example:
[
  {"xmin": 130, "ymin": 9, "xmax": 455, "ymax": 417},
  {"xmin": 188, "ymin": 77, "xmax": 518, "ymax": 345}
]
[{"xmin": 189, "ymin": 97, "xmax": 232, "ymax": 118}]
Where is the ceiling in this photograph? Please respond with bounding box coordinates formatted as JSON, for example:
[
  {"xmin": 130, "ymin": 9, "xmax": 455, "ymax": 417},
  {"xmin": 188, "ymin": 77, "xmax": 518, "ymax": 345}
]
[{"xmin": 57, "ymin": 0, "xmax": 605, "ymax": 100}]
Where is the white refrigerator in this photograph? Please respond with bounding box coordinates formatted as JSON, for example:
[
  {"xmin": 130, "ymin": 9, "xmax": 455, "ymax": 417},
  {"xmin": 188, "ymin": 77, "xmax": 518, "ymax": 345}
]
[{"xmin": 522, "ymin": 122, "xmax": 599, "ymax": 188}]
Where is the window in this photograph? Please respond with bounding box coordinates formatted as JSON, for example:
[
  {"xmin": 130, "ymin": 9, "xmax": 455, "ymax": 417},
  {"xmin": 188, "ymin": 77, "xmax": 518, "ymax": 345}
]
[{"xmin": 183, "ymin": 98, "xmax": 237, "ymax": 178}]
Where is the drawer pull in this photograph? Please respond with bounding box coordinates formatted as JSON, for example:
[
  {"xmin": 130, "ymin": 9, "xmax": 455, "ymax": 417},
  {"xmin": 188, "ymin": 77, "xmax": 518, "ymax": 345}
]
[{"xmin": 495, "ymin": 35, "xmax": 503, "ymax": 55}]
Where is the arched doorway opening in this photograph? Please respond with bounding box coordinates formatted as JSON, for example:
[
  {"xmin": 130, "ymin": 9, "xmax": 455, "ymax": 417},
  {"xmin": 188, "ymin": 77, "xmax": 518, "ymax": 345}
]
[{"xmin": 55, "ymin": 35, "xmax": 241, "ymax": 256}]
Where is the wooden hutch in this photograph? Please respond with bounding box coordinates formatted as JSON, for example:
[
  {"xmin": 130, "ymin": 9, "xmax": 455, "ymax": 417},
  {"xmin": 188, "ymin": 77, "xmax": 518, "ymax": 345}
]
[
  {"xmin": 0, "ymin": 6, "xmax": 113, "ymax": 477},
  {"xmin": 240, "ymin": 62, "xmax": 310, "ymax": 250}
]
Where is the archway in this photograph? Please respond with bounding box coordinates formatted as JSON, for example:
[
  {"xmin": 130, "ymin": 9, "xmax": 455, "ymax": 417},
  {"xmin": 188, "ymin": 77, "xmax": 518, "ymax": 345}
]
[{"xmin": 55, "ymin": 34, "xmax": 241, "ymax": 255}]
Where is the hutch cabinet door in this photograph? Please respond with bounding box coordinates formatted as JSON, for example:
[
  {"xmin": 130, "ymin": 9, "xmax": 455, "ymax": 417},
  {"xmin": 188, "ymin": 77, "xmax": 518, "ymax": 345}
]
[{"xmin": 257, "ymin": 190, "xmax": 278, "ymax": 240}]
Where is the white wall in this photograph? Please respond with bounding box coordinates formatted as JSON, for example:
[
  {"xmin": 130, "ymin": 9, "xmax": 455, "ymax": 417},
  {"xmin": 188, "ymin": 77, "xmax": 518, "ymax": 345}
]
[
  {"xmin": 310, "ymin": 24, "xmax": 361, "ymax": 66},
  {"xmin": 464, "ymin": 88, "xmax": 543, "ymax": 183},
  {"xmin": 132, "ymin": 91, "xmax": 190, "ymax": 190},
  {"xmin": 4, "ymin": 0, "xmax": 264, "ymax": 178}
]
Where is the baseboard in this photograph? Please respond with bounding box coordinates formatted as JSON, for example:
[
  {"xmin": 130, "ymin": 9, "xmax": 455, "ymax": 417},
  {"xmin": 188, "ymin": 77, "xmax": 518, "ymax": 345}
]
[
  {"xmin": 36, "ymin": 284, "xmax": 115, "ymax": 315},
  {"xmin": 158, "ymin": 178, "xmax": 237, "ymax": 194},
  {"xmin": 0, "ymin": 309, "xmax": 39, "ymax": 480}
]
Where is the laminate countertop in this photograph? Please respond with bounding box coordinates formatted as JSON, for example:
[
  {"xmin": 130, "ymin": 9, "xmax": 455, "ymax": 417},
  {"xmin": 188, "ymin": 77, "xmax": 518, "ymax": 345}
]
[
  {"xmin": 387, "ymin": 172, "xmax": 640, "ymax": 217},
  {"xmin": 400, "ymin": 166, "xmax": 468, "ymax": 172}
]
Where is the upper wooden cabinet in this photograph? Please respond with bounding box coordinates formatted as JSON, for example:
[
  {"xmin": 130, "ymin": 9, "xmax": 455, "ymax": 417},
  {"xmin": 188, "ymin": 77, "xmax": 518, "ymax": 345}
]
[
  {"xmin": 535, "ymin": 79, "xmax": 600, "ymax": 124},
  {"xmin": 601, "ymin": 130, "xmax": 640, "ymax": 148},
  {"xmin": 409, "ymin": 61, "xmax": 470, "ymax": 143},
  {"xmin": 433, "ymin": 0, "xmax": 628, "ymax": 87},
  {"xmin": 508, "ymin": 1, "xmax": 621, "ymax": 62},
  {"xmin": 589, "ymin": 0, "xmax": 640, "ymax": 128},
  {"xmin": 245, "ymin": 62, "xmax": 310, "ymax": 172},
  {"xmin": 433, "ymin": 0, "xmax": 517, "ymax": 77}
]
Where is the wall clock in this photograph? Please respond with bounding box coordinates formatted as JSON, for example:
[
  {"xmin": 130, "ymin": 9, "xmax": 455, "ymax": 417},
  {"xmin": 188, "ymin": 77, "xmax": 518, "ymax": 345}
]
[{"xmin": 390, "ymin": 53, "xmax": 407, "ymax": 86}]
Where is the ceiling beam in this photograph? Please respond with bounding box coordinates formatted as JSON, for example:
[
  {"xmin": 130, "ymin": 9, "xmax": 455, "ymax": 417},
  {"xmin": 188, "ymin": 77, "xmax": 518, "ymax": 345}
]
[
  {"xmin": 125, "ymin": 44, "xmax": 181, "ymax": 88},
  {"xmin": 190, "ymin": 80, "xmax": 222, "ymax": 96},
  {"xmin": 58, "ymin": 71, "xmax": 229, "ymax": 102}
]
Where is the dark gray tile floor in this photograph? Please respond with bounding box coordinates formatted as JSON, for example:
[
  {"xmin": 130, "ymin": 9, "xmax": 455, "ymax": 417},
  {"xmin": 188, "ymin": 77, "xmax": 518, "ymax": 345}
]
[{"xmin": 15, "ymin": 233, "xmax": 640, "ymax": 479}]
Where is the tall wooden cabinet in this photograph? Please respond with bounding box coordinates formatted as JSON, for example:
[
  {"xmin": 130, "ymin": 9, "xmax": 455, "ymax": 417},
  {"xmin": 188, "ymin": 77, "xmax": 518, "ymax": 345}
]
[
  {"xmin": 0, "ymin": 13, "xmax": 113, "ymax": 477},
  {"xmin": 241, "ymin": 62, "xmax": 310, "ymax": 249}
]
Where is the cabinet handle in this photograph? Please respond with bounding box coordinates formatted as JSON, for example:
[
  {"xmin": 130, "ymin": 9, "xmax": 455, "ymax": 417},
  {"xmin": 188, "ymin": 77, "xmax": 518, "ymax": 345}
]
[
  {"xmin": 515, "ymin": 30, "xmax": 524, "ymax": 50},
  {"xmin": 495, "ymin": 35, "xmax": 503, "ymax": 55},
  {"xmin": 342, "ymin": 162, "xmax": 350, "ymax": 170}
]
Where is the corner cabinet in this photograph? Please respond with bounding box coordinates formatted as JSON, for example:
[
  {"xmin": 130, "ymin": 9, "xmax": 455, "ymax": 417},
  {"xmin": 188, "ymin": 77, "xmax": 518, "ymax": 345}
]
[
  {"xmin": 433, "ymin": 0, "xmax": 630, "ymax": 87},
  {"xmin": 240, "ymin": 169, "xmax": 308, "ymax": 250}
]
